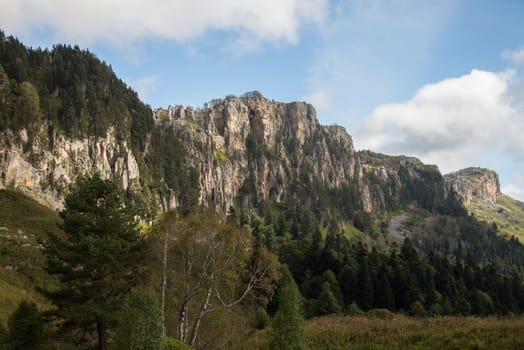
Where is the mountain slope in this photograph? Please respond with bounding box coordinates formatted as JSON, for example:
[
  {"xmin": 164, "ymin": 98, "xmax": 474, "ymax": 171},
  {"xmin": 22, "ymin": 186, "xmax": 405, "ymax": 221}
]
[
  {"xmin": 445, "ymin": 168, "xmax": 524, "ymax": 242},
  {"xmin": 468, "ymin": 194, "xmax": 524, "ymax": 242},
  {"xmin": 0, "ymin": 189, "xmax": 61, "ymax": 322},
  {"xmin": 2, "ymin": 31, "xmax": 524, "ymax": 268}
]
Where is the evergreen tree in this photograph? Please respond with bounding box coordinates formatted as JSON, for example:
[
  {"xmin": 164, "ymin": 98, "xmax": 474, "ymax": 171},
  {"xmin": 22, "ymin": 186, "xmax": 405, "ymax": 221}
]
[
  {"xmin": 43, "ymin": 175, "xmax": 146, "ymax": 350},
  {"xmin": 356, "ymin": 257, "xmax": 373, "ymax": 310},
  {"xmin": 112, "ymin": 288, "xmax": 163, "ymax": 350},
  {"xmin": 0, "ymin": 322, "xmax": 6, "ymax": 350},
  {"xmin": 6, "ymin": 301, "xmax": 46, "ymax": 350},
  {"xmin": 270, "ymin": 266, "xmax": 307, "ymax": 350},
  {"xmin": 374, "ymin": 267, "xmax": 395, "ymax": 310},
  {"xmin": 318, "ymin": 282, "xmax": 343, "ymax": 315}
]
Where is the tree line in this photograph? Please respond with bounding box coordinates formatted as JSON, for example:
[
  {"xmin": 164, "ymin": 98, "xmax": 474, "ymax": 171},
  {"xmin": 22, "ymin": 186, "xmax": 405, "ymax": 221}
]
[{"xmin": 3, "ymin": 175, "xmax": 524, "ymax": 349}]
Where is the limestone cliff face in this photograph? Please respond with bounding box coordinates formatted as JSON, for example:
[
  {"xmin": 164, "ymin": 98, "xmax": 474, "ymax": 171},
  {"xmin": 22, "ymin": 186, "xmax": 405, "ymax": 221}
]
[
  {"xmin": 0, "ymin": 93, "xmax": 372, "ymax": 215},
  {"xmin": 359, "ymin": 150, "xmax": 459, "ymax": 214},
  {"xmin": 0, "ymin": 127, "xmax": 141, "ymax": 210},
  {"xmin": 155, "ymin": 93, "xmax": 372, "ymax": 213},
  {"xmin": 444, "ymin": 167, "xmax": 500, "ymax": 204}
]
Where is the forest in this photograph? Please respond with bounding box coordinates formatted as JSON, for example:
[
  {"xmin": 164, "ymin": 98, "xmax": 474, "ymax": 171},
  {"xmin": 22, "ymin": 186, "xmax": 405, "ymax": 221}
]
[{"xmin": 2, "ymin": 175, "xmax": 524, "ymax": 349}]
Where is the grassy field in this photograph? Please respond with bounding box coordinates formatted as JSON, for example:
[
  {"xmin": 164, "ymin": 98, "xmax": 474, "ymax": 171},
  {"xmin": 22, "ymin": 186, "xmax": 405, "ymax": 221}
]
[
  {"xmin": 0, "ymin": 189, "xmax": 61, "ymax": 323},
  {"xmin": 305, "ymin": 314, "xmax": 524, "ymax": 350},
  {"xmin": 244, "ymin": 313, "xmax": 524, "ymax": 350},
  {"xmin": 467, "ymin": 194, "xmax": 524, "ymax": 242}
]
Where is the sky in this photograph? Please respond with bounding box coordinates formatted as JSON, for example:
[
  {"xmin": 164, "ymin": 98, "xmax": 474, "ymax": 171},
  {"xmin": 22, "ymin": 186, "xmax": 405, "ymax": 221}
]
[{"xmin": 1, "ymin": 0, "xmax": 524, "ymax": 201}]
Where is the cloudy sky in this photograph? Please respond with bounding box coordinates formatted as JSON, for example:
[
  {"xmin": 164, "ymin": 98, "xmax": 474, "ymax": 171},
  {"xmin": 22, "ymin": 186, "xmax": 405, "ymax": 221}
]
[{"xmin": 1, "ymin": 0, "xmax": 524, "ymax": 201}]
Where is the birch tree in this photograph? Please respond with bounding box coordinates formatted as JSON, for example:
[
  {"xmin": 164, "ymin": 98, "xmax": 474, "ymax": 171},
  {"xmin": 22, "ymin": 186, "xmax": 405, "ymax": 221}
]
[{"xmin": 156, "ymin": 211, "xmax": 279, "ymax": 348}]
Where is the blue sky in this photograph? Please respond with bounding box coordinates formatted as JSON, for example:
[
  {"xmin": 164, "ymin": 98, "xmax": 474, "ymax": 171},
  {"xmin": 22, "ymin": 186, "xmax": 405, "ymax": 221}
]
[{"xmin": 1, "ymin": 0, "xmax": 524, "ymax": 201}]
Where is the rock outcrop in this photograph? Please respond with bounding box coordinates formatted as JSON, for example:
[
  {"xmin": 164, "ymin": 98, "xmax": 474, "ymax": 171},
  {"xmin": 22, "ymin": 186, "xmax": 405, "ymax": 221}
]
[
  {"xmin": 1, "ymin": 92, "xmax": 372, "ymax": 216},
  {"xmin": 359, "ymin": 150, "xmax": 461, "ymax": 214},
  {"xmin": 444, "ymin": 167, "xmax": 500, "ymax": 204},
  {"xmin": 155, "ymin": 92, "xmax": 372, "ymax": 213},
  {"xmin": 0, "ymin": 127, "xmax": 141, "ymax": 210}
]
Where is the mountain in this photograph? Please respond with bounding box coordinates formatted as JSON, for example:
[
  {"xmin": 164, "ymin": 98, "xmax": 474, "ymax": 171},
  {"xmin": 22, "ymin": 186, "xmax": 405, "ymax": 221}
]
[
  {"xmin": 0, "ymin": 31, "xmax": 520, "ymax": 241},
  {"xmin": 0, "ymin": 31, "xmax": 380, "ymax": 229},
  {"xmin": 445, "ymin": 168, "xmax": 524, "ymax": 242}
]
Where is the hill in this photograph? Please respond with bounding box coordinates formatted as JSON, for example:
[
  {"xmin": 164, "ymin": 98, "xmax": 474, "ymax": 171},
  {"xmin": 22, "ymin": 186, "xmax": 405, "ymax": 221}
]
[{"xmin": 0, "ymin": 189, "xmax": 61, "ymax": 322}]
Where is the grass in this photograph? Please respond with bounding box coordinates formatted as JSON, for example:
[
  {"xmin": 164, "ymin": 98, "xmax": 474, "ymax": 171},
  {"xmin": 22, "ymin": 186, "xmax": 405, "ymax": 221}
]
[
  {"xmin": 242, "ymin": 313, "xmax": 524, "ymax": 350},
  {"xmin": 244, "ymin": 314, "xmax": 524, "ymax": 350},
  {"xmin": 0, "ymin": 189, "xmax": 62, "ymax": 324},
  {"xmin": 467, "ymin": 194, "xmax": 524, "ymax": 242},
  {"xmin": 305, "ymin": 314, "xmax": 524, "ymax": 350}
]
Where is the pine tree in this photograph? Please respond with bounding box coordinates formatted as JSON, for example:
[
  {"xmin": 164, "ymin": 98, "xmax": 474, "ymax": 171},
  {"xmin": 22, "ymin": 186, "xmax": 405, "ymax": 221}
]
[
  {"xmin": 112, "ymin": 288, "xmax": 163, "ymax": 350},
  {"xmin": 6, "ymin": 301, "xmax": 46, "ymax": 350},
  {"xmin": 270, "ymin": 266, "xmax": 307, "ymax": 350},
  {"xmin": 318, "ymin": 282, "xmax": 343, "ymax": 315},
  {"xmin": 43, "ymin": 175, "xmax": 146, "ymax": 350}
]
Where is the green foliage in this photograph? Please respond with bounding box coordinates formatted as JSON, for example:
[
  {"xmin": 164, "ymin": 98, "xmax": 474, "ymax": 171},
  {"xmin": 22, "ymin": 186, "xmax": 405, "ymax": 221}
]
[
  {"xmin": 6, "ymin": 301, "xmax": 46, "ymax": 350},
  {"xmin": 0, "ymin": 190, "xmax": 61, "ymax": 323},
  {"xmin": 318, "ymin": 282, "xmax": 343, "ymax": 315},
  {"xmin": 0, "ymin": 34, "xmax": 153, "ymax": 143},
  {"xmin": 0, "ymin": 322, "xmax": 6, "ymax": 350},
  {"xmin": 151, "ymin": 211, "xmax": 280, "ymax": 348},
  {"xmin": 161, "ymin": 337, "xmax": 191, "ymax": 350},
  {"xmin": 409, "ymin": 301, "xmax": 426, "ymax": 317},
  {"xmin": 216, "ymin": 150, "xmax": 229, "ymax": 162},
  {"xmin": 112, "ymin": 288, "xmax": 163, "ymax": 350},
  {"xmin": 43, "ymin": 175, "xmax": 147, "ymax": 349},
  {"xmin": 144, "ymin": 128, "xmax": 199, "ymax": 215},
  {"xmin": 270, "ymin": 265, "xmax": 307, "ymax": 350},
  {"xmin": 467, "ymin": 194, "xmax": 524, "ymax": 242},
  {"xmin": 253, "ymin": 212, "xmax": 524, "ymax": 318},
  {"xmin": 346, "ymin": 302, "xmax": 364, "ymax": 316}
]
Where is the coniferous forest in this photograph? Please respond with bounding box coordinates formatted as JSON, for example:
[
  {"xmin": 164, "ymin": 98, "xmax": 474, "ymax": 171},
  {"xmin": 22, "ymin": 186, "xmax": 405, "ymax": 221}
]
[{"xmin": 2, "ymin": 30, "xmax": 524, "ymax": 349}]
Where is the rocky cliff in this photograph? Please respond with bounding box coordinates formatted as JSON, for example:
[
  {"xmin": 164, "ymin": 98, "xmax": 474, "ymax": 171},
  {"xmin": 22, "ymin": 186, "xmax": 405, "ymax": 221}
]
[
  {"xmin": 444, "ymin": 167, "xmax": 500, "ymax": 204},
  {"xmin": 0, "ymin": 31, "xmax": 475, "ymax": 224},
  {"xmin": 0, "ymin": 127, "xmax": 141, "ymax": 210},
  {"xmin": 154, "ymin": 92, "xmax": 372, "ymax": 215},
  {"xmin": 0, "ymin": 91, "xmax": 373, "ymax": 219},
  {"xmin": 359, "ymin": 150, "xmax": 464, "ymax": 215}
]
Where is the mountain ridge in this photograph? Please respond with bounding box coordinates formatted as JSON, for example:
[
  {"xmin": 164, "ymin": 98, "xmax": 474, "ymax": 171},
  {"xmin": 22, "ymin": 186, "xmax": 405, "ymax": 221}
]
[{"xmin": 1, "ymin": 31, "xmax": 522, "ymax": 240}]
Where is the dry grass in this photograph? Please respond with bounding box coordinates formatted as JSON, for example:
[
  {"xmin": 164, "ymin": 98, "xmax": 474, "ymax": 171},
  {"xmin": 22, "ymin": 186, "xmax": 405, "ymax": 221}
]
[{"xmin": 305, "ymin": 314, "xmax": 524, "ymax": 350}]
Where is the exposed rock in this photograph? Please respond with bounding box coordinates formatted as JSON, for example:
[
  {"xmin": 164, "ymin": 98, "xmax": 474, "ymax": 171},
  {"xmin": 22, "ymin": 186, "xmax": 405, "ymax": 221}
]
[
  {"xmin": 359, "ymin": 150, "xmax": 458, "ymax": 214},
  {"xmin": 0, "ymin": 127, "xmax": 141, "ymax": 210},
  {"xmin": 444, "ymin": 167, "xmax": 500, "ymax": 204},
  {"xmin": 3, "ymin": 92, "xmax": 470, "ymax": 220},
  {"xmin": 156, "ymin": 94, "xmax": 372, "ymax": 213}
]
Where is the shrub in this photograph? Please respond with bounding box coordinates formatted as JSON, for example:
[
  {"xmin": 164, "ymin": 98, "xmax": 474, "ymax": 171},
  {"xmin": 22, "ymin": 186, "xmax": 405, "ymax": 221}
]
[{"xmin": 162, "ymin": 337, "xmax": 191, "ymax": 350}]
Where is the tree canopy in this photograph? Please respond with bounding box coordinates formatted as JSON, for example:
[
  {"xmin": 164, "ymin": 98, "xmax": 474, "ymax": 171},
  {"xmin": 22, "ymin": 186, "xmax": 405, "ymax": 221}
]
[{"xmin": 43, "ymin": 174, "xmax": 146, "ymax": 350}]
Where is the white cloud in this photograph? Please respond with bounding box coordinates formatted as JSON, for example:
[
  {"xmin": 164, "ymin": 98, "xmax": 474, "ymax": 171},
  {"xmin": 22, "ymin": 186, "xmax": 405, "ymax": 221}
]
[
  {"xmin": 306, "ymin": 0, "xmax": 457, "ymax": 123},
  {"xmin": 0, "ymin": 0, "xmax": 327, "ymax": 50},
  {"xmin": 304, "ymin": 89, "xmax": 333, "ymax": 110},
  {"xmin": 356, "ymin": 69, "xmax": 524, "ymax": 174},
  {"xmin": 502, "ymin": 184, "xmax": 524, "ymax": 203}
]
